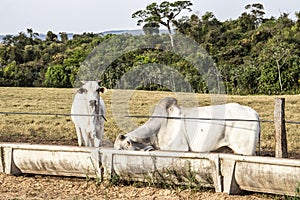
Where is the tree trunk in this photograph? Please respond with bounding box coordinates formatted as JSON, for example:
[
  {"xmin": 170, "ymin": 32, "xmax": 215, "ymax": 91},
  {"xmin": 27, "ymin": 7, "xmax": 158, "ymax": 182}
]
[
  {"xmin": 167, "ymin": 27, "xmax": 174, "ymax": 48},
  {"xmin": 276, "ymin": 59, "xmax": 283, "ymax": 91}
]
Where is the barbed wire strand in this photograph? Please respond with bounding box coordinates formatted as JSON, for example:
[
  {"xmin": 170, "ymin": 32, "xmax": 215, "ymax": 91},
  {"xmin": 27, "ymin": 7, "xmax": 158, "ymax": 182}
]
[
  {"xmin": 1, "ymin": 111, "xmax": 300, "ymax": 125},
  {"xmin": 127, "ymin": 115, "xmax": 300, "ymax": 124},
  {"xmin": 0, "ymin": 111, "xmax": 107, "ymax": 121},
  {"xmin": 126, "ymin": 115, "xmax": 273, "ymax": 123}
]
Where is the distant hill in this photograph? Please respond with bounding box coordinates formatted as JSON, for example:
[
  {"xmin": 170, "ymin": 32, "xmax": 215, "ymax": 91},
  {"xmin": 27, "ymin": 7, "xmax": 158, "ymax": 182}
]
[
  {"xmin": 0, "ymin": 29, "xmax": 171, "ymax": 43},
  {"xmin": 101, "ymin": 29, "xmax": 171, "ymax": 36},
  {"xmin": 0, "ymin": 33, "xmax": 74, "ymax": 43},
  {"xmin": 100, "ymin": 29, "xmax": 144, "ymax": 36},
  {"xmin": 0, "ymin": 35, "xmax": 4, "ymax": 43}
]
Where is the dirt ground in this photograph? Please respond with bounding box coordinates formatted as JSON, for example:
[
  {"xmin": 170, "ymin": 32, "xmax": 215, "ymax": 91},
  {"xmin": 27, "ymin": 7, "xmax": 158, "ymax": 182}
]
[{"xmin": 0, "ymin": 173, "xmax": 277, "ymax": 200}]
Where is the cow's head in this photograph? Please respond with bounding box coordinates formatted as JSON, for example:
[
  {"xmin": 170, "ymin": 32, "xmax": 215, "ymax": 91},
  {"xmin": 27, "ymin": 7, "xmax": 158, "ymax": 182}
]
[
  {"xmin": 114, "ymin": 134, "xmax": 154, "ymax": 151},
  {"xmin": 77, "ymin": 81, "xmax": 107, "ymax": 107}
]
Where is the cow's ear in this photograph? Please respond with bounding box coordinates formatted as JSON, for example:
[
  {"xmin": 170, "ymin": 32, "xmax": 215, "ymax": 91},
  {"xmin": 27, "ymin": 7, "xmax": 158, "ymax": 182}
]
[
  {"xmin": 99, "ymin": 87, "xmax": 107, "ymax": 94},
  {"xmin": 80, "ymin": 81, "xmax": 87, "ymax": 85},
  {"xmin": 77, "ymin": 88, "xmax": 87, "ymax": 94}
]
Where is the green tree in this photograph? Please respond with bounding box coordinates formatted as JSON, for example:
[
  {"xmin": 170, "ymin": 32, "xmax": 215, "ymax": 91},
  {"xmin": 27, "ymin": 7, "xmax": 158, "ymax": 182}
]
[
  {"xmin": 43, "ymin": 64, "xmax": 71, "ymax": 88},
  {"xmin": 46, "ymin": 31, "xmax": 58, "ymax": 42},
  {"xmin": 59, "ymin": 32, "xmax": 68, "ymax": 43},
  {"xmin": 2, "ymin": 61, "xmax": 33, "ymax": 86},
  {"xmin": 3, "ymin": 61, "xmax": 21, "ymax": 86},
  {"xmin": 244, "ymin": 3, "xmax": 265, "ymax": 27},
  {"xmin": 143, "ymin": 22, "xmax": 160, "ymax": 35},
  {"xmin": 257, "ymin": 35, "xmax": 299, "ymax": 94},
  {"xmin": 132, "ymin": 1, "xmax": 193, "ymax": 47},
  {"xmin": 27, "ymin": 28, "xmax": 39, "ymax": 44},
  {"xmin": 63, "ymin": 48, "xmax": 87, "ymax": 86}
]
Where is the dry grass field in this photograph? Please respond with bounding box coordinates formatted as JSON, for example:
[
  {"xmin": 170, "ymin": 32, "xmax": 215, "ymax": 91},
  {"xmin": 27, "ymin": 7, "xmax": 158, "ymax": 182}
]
[
  {"xmin": 0, "ymin": 87, "xmax": 300, "ymax": 199},
  {"xmin": 1, "ymin": 87, "xmax": 299, "ymax": 156}
]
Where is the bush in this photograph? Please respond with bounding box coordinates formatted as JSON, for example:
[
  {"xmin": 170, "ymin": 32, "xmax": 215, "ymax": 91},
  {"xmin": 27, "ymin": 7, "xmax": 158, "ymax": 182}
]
[{"xmin": 43, "ymin": 64, "xmax": 71, "ymax": 88}]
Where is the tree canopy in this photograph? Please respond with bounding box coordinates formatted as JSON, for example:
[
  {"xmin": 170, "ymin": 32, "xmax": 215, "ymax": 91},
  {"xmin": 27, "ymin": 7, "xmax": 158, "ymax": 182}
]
[
  {"xmin": 132, "ymin": 1, "xmax": 193, "ymax": 47},
  {"xmin": 0, "ymin": 2, "xmax": 299, "ymax": 95}
]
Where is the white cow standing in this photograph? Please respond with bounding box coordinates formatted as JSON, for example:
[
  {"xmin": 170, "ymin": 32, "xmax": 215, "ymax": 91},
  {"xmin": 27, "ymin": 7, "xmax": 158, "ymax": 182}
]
[
  {"xmin": 71, "ymin": 81, "xmax": 106, "ymax": 147},
  {"xmin": 114, "ymin": 97, "xmax": 260, "ymax": 155}
]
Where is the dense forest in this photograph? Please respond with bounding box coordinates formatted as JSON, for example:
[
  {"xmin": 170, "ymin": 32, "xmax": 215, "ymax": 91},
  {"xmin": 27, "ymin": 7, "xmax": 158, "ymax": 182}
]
[{"xmin": 0, "ymin": 2, "xmax": 300, "ymax": 95}]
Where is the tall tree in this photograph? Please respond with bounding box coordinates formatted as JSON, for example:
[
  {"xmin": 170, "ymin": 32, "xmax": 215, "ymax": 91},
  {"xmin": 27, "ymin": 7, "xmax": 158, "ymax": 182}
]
[
  {"xmin": 132, "ymin": 1, "xmax": 193, "ymax": 48},
  {"xmin": 27, "ymin": 28, "xmax": 39, "ymax": 43},
  {"xmin": 244, "ymin": 3, "xmax": 265, "ymax": 27},
  {"xmin": 46, "ymin": 31, "xmax": 58, "ymax": 42},
  {"xmin": 59, "ymin": 32, "xmax": 68, "ymax": 43}
]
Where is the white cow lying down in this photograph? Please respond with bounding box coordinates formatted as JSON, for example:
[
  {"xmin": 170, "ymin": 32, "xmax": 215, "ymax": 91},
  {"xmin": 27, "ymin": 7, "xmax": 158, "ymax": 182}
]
[
  {"xmin": 114, "ymin": 97, "xmax": 260, "ymax": 155},
  {"xmin": 71, "ymin": 81, "xmax": 106, "ymax": 147}
]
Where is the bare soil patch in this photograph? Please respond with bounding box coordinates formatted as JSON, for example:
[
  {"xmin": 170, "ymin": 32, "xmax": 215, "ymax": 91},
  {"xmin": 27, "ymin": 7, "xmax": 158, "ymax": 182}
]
[{"xmin": 0, "ymin": 173, "xmax": 275, "ymax": 200}]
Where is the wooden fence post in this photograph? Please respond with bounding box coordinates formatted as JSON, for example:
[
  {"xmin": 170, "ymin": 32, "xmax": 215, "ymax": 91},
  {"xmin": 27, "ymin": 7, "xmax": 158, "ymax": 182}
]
[{"xmin": 274, "ymin": 98, "xmax": 288, "ymax": 158}]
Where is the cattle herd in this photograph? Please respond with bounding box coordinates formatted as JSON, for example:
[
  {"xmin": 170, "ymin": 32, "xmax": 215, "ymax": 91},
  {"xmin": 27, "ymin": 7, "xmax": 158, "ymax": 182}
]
[{"xmin": 71, "ymin": 81, "xmax": 260, "ymax": 156}]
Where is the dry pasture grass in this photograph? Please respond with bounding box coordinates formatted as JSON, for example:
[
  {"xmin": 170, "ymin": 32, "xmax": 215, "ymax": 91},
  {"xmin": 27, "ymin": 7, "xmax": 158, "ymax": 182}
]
[
  {"xmin": 1, "ymin": 87, "xmax": 299, "ymax": 199},
  {"xmin": 0, "ymin": 87, "xmax": 299, "ymax": 157}
]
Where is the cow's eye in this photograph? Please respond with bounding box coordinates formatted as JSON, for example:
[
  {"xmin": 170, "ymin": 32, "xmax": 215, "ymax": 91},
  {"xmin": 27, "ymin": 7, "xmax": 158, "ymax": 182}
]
[
  {"xmin": 119, "ymin": 134, "xmax": 126, "ymax": 140},
  {"xmin": 78, "ymin": 88, "xmax": 87, "ymax": 94},
  {"xmin": 96, "ymin": 88, "xmax": 101, "ymax": 93}
]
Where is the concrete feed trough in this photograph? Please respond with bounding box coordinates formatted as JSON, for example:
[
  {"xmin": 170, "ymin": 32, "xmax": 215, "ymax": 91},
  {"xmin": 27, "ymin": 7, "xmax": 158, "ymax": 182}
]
[{"xmin": 1, "ymin": 143, "xmax": 300, "ymax": 196}]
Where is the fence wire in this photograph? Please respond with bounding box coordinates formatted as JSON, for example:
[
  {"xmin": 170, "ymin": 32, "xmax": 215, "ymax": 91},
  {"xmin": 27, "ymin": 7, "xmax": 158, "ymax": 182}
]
[
  {"xmin": 125, "ymin": 115, "xmax": 274, "ymax": 123},
  {"xmin": 0, "ymin": 111, "xmax": 107, "ymax": 121},
  {"xmin": 0, "ymin": 111, "xmax": 298, "ymax": 125},
  {"xmin": 126, "ymin": 115, "xmax": 300, "ymax": 125},
  {"xmin": 1, "ymin": 111, "xmax": 300, "ymax": 125}
]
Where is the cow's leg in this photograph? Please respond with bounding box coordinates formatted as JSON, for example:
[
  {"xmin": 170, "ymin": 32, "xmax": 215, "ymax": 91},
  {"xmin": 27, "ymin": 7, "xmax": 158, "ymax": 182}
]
[
  {"xmin": 227, "ymin": 127, "xmax": 257, "ymax": 156},
  {"xmin": 75, "ymin": 126, "xmax": 83, "ymax": 146},
  {"xmin": 82, "ymin": 129, "xmax": 89, "ymax": 146},
  {"xmin": 92, "ymin": 129, "xmax": 101, "ymax": 147},
  {"xmin": 88, "ymin": 137, "xmax": 93, "ymax": 147},
  {"xmin": 86, "ymin": 131, "xmax": 97, "ymax": 147},
  {"xmin": 94, "ymin": 137, "xmax": 101, "ymax": 147},
  {"xmin": 93, "ymin": 122, "xmax": 103, "ymax": 147}
]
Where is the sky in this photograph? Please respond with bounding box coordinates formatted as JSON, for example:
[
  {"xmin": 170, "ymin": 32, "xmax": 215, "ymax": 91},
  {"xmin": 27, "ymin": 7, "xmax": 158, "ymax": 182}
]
[{"xmin": 0, "ymin": 0, "xmax": 299, "ymax": 35}]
